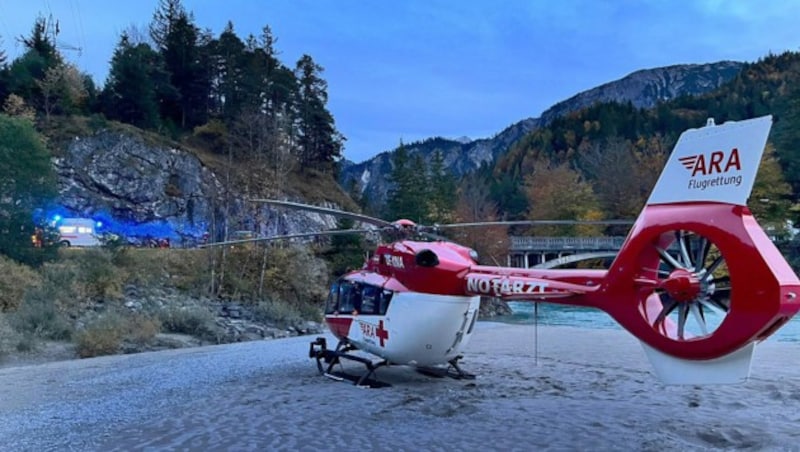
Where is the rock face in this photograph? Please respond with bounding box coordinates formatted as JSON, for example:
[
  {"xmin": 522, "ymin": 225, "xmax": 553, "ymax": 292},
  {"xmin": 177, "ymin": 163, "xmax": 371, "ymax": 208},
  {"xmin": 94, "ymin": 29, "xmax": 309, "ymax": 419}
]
[
  {"xmin": 53, "ymin": 130, "xmax": 224, "ymax": 244},
  {"xmin": 52, "ymin": 130, "xmax": 339, "ymax": 245},
  {"xmin": 340, "ymin": 61, "xmax": 744, "ymax": 210},
  {"xmin": 538, "ymin": 61, "xmax": 744, "ymax": 124},
  {"xmin": 479, "ymin": 297, "xmax": 513, "ymax": 318}
]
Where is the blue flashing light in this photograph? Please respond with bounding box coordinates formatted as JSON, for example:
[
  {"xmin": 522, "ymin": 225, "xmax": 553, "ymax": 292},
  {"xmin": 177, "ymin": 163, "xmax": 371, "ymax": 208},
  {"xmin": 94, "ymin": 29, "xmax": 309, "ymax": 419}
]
[
  {"xmin": 53, "ymin": 214, "xmax": 62, "ymax": 223},
  {"xmin": 95, "ymin": 221, "xmax": 103, "ymax": 228}
]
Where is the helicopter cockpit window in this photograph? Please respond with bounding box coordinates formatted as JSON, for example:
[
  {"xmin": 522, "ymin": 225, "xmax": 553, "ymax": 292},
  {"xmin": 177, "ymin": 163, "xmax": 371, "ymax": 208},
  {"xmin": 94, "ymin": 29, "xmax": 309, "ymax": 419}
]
[
  {"xmin": 325, "ymin": 282, "xmax": 340, "ymax": 314},
  {"xmin": 326, "ymin": 280, "xmax": 393, "ymax": 316},
  {"xmin": 337, "ymin": 282, "xmax": 361, "ymax": 314}
]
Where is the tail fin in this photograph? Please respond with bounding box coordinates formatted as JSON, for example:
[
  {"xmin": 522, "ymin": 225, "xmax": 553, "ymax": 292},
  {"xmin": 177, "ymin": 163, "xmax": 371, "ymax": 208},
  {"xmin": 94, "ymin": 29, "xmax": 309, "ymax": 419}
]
[
  {"xmin": 646, "ymin": 115, "xmax": 772, "ymax": 206},
  {"xmin": 604, "ymin": 115, "xmax": 800, "ymax": 384}
]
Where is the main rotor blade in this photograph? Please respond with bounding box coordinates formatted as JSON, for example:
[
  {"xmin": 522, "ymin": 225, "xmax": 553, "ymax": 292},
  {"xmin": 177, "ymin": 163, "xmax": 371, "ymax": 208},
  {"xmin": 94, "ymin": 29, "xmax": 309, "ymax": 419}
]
[
  {"xmin": 199, "ymin": 229, "xmax": 374, "ymax": 248},
  {"xmin": 428, "ymin": 219, "xmax": 635, "ymax": 230},
  {"xmin": 250, "ymin": 199, "xmax": 392, "ymax": 228}
]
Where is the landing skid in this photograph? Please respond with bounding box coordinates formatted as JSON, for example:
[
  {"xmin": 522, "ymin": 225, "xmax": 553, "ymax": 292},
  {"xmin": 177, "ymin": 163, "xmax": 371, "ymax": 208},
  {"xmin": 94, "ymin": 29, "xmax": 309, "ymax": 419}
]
[
  {"xmin": 308, "ymin": 337, "xmax": 390, "ymax": 388},
  {"xmin": 416, "ymin": 356, "xmax": 476, "ymax": 380}
]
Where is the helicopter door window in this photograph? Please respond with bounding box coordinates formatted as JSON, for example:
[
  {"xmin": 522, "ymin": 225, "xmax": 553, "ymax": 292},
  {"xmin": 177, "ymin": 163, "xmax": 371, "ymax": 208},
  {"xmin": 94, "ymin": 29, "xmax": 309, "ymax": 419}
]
[
  {"xmin": 360, "ymin": 285, "xmax": 379, "ymax": 315},
  {"xmin": 378, "ymin": 289, "xmax": 394, "ymax": 316}
]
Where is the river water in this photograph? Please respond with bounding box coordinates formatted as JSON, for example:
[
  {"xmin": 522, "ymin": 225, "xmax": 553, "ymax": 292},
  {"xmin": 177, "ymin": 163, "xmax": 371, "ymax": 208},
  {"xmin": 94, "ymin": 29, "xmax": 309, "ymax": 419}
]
[{"xmin": 496, "ymin": 302, "xmax": 800, "ymax": 342}]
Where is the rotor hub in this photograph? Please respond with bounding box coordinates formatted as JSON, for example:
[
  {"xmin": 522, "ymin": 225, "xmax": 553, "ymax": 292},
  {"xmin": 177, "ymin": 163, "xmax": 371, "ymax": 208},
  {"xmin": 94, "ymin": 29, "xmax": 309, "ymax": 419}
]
[{"xmin": 660, "ymin": 268, "xmax": 701, "ymax": 302}]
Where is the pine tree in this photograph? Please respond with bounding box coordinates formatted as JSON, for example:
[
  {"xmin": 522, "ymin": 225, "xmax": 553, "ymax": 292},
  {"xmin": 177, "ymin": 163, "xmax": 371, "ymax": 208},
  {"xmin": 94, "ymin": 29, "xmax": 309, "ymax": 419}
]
[
  {"xmin": 211, "ymin": 21, "xmax": 246, "ymax": 122},
  {"xmin": 294, "ymin": 54, "xmax": 342, "ymax": 169},
  {"xmin": 386, "ymin": 142, "xmax": 428, "ymax": 222},
  {"xmin": 0, "ymin": 35, "xmax": 6, "ymax": 67},
  {"xmin": 0, "ymin": 36, "xmax": 8, "ymax": 104},
  {"xmin": 149, "ymin": 0, "xmax": 185, "ymax": 51},
  {"xmin": 101, "ymin": 33, "xmax": 172, "ymax": 129},
  {"xmin": 149, "ymin": 0, "xmax": 209, "ymax": 129},
  {"xmin": 6, "ymin": 17, "xmax": 62, "ymax": 113},
  {"xmin": 427, "ymin": 150, "xmax": 457, "ymax": 223}
]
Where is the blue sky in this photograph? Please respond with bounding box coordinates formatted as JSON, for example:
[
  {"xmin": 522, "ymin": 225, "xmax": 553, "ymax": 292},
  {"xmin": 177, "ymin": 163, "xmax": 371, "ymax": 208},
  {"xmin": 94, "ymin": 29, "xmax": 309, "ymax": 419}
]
[{"xmin": 1, "ymin": 1, "xmax": 799, "ymax": 163}]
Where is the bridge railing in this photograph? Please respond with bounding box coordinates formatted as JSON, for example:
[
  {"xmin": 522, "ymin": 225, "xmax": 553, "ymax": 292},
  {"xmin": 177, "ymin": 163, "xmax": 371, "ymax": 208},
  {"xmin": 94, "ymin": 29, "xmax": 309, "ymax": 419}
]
[{"xmin": 509, "ymin": 236, "xmax": 627, "ymax": 252}]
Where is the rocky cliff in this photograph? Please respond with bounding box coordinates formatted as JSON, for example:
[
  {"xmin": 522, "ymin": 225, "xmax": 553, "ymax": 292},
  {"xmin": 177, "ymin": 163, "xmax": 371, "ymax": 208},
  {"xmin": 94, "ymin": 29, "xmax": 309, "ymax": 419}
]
[
  {"xmin": 538, "ymin": 61, "xmax": 744, "ymax": 124},
  {"xmin": 52, "ymin": 129, "xmax": 338, "ymax": 245}
]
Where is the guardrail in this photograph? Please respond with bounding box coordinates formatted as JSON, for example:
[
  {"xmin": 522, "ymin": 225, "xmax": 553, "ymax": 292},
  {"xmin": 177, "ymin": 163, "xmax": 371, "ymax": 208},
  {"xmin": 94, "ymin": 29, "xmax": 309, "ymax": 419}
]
[{"xmin": 509, "ymin": 236, "xmax": 626, "ymax": 251}]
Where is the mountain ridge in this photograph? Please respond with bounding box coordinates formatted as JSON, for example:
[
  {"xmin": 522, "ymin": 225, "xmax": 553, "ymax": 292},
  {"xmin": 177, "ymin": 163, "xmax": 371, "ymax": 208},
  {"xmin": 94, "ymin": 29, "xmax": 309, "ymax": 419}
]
[{"xmin": 339, "ymin": 60, "xmax": 745, "ymax": 209}]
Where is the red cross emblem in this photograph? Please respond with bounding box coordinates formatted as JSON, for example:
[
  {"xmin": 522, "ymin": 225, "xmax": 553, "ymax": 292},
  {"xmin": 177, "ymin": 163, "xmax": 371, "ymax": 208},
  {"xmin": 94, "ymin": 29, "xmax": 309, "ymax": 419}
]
[{"xmin": 376, "ymin": 320, "xmax": 389, "ymax": 347}]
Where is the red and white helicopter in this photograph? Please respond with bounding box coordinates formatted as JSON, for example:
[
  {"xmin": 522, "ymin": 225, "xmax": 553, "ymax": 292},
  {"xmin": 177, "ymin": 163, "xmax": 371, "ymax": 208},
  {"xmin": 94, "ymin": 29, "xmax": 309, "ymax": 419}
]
[{"xmin": 217, "ymin": 115, "xmax": 800, "ymax": 386}]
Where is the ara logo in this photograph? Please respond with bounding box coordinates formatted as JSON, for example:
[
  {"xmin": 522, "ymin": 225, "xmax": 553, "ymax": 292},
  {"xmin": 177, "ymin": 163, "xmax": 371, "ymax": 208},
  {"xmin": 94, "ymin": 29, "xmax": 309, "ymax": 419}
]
[{"xmin": 679, "ymin": 148, "xmax": 741, "ymax": 177}]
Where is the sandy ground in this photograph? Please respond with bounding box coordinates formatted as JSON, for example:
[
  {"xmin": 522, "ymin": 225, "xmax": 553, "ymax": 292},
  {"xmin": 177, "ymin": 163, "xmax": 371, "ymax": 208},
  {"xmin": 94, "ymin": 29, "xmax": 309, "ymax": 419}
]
[{"xmin": 1, "ymin": 323, "xmax": 800, "ymax": 451}]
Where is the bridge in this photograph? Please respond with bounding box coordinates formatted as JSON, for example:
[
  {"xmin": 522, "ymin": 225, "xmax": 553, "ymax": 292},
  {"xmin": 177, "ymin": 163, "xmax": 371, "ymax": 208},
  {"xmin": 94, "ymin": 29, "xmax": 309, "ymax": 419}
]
[{"xmin": 507, "ymin": 236, "xmax": 626, "ymax": 269}]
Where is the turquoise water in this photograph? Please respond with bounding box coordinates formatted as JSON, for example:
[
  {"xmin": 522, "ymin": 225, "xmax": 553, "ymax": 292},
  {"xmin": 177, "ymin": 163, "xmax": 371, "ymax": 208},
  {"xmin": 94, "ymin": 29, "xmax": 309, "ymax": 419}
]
[{"xmin": 496, "ymin": 302, "xmax": 800, "ymax": 343}]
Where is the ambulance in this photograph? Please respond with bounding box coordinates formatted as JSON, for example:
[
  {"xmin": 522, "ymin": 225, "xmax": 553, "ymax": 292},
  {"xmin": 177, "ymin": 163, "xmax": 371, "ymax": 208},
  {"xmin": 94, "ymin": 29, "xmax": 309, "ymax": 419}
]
[{"xmin": 55, "ymin": 217, "xmax": 102, "ymax": 247}]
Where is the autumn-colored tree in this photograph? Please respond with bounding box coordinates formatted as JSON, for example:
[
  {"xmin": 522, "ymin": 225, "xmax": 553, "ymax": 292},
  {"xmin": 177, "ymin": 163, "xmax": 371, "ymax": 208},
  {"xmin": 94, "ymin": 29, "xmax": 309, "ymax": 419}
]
[
  {"xmin": 36, "ymin": 62, "xmax": 88, "ymax": 122},
  {"xmin": 749, "ymin": 143, "xmax": 797, "ymax": 238},
  {"xmin": 578, "ymin": 135, "xmax": 669, "ymax": 221},
  {"xmin": 2, "ymin": 94, "xmax": 36, "ymax": 120},
  {"xmin": 524, "ymin": 157, "xmax": 603, "ymax": 236},
  {"xmin": 453, "ymin": 176, "xmax": 508, "ymax": 265}
]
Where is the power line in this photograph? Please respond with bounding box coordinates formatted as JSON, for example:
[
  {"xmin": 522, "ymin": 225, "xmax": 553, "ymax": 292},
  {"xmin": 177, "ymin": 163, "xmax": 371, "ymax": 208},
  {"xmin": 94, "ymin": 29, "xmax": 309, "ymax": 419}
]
[{"xmin": 68, "ymin": 0, "xmax": 86, "ymax": 55}]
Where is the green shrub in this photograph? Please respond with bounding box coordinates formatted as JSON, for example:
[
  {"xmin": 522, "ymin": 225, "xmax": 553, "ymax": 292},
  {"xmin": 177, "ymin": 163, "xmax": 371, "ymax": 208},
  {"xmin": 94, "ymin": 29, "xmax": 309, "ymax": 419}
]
[
  {"xmin": 126, "ymin": 314, "xmax": 162, "ymax": 346},
  {"xmin": 10, "ymin": 286, "xmax": 72, "ymax": 341},
  {"xmin": 252, "ymin": 298, "xmax": 303, "ymax": 327},
  {"xmin": 0, "ymin": 255, "xmax": 41, "ymax": 312},
  {"xmin": 214, "ymin": 245, "xmax": 328, "ymax": 305},
  {"xmin": 38, "ymin": 261, "xmax": 81, "ymax": 311},
  {"xmin": 74, "ymin": 311, "xmax": 162, "ymax": 358},
  {"xmin": 115, "ymin": 249, "xmax": 209, "ymax": 295},
  {"xmin": 74, "ymin": 313, "xmax": 126, "ymax": 358},
  {"xmin": 61, "ymin": 248, "xmax": 125, "ymax": 301},
  {"xmin": 0, "ymin": 313, "xmax": 20, "ymax": 357},
  {"xmin": 158, "ymin": 305, "xmax": 219, "ymax": 342}
]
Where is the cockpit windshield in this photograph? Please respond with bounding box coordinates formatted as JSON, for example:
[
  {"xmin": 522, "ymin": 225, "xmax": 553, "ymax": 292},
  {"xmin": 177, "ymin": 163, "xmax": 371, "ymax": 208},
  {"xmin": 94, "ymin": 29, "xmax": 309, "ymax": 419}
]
[{"xmin": 325, "ymin": 279, "xmax": 393, "ymax": 316}]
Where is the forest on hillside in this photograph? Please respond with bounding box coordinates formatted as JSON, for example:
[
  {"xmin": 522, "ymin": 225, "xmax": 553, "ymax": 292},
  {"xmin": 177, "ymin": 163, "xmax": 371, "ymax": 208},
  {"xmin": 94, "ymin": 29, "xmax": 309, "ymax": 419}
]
[
  {"xmin": 0, "ymin": 0, "xmax": 343, "ymax": 170},
  {"xmin": 0, "ymin": 0, "xmax": 347, "ymax": 265}
]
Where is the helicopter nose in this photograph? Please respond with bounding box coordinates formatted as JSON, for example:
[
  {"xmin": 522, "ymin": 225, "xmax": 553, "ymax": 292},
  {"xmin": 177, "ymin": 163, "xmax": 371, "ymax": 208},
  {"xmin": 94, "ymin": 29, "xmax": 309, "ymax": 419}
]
[{"xmin": 415, "ymin": 249, "xmax": 439, "ymax": 267}]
